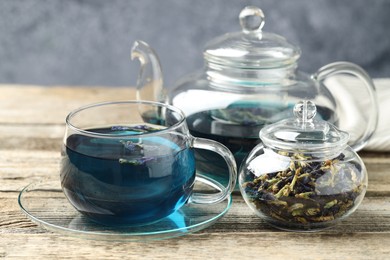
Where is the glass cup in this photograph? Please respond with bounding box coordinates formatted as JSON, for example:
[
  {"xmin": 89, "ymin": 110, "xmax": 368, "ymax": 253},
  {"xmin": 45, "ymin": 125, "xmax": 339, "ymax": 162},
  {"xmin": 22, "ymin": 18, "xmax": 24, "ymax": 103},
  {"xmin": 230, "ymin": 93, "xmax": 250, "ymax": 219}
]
[{"xmin": 60, "ymin": 100, "xmax": 237, "ymax": 226}]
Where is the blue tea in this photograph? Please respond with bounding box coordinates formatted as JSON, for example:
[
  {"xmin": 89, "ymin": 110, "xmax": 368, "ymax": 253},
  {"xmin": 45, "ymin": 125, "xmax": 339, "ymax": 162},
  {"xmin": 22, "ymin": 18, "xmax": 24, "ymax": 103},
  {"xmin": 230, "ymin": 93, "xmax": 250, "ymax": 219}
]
[{"xmin": 60, "ymin": 126, "xmax": 196, "ymax": 226}]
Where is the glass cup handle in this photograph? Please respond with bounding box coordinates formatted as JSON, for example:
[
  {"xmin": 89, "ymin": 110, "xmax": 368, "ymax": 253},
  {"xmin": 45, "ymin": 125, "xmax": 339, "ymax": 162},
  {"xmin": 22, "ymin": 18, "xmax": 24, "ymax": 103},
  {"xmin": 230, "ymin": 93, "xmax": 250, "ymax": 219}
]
[
  {"xmin": 312, "ymin": 61, "xmax": 379, "ymax": 151},
  {"xmin": 188, "ymin": 137, "xmax": 237, "ymax": 204}
]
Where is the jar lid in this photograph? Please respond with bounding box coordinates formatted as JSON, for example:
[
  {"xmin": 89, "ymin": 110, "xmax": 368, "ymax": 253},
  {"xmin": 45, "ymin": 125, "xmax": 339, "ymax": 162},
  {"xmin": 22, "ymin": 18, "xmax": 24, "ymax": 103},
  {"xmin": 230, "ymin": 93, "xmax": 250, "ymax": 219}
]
[
  {"xmin": 260, "ymin": 101, "xmax": 350, "ymax": 152},
  {"xmin": 203, "ymin": 6, "xmax": 301, "ymax": 69}
]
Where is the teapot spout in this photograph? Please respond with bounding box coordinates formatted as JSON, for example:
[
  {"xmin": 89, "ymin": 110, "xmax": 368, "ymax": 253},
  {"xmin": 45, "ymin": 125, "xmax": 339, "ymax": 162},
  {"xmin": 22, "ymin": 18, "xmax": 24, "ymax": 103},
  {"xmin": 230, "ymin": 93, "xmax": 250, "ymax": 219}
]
[{"xmin": 131, "ymin": 40, "xmax": 165, "ymax": 102}]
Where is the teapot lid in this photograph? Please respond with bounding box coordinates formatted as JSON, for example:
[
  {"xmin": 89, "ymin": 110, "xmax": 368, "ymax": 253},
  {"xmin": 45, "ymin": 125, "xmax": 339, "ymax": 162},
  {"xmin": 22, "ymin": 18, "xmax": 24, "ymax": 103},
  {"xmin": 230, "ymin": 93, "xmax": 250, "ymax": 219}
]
[
  {"xmin": 260, "ymin": 100, "xmax": 350, "ymax": 153},
  {"xmin": 204, "ymin": 6, "xmax": 301, "ymax": 69}
]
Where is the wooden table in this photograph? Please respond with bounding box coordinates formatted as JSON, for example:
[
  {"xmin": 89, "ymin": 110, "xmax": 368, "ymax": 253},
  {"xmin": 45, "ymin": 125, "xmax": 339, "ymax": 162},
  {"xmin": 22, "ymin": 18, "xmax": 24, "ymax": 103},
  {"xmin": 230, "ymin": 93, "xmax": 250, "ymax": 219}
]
[{"xmin": 1, "ymin": 85, "xmax": 389, "ymax": 259}]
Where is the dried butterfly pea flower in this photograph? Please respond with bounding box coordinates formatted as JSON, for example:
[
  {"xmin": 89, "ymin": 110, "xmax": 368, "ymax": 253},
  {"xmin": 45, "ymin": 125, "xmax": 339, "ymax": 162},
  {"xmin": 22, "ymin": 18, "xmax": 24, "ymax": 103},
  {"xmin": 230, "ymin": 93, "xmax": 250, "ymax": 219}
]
[
  {"xmin": 111, "ymin": 124, "xmax": 162, "ymax": 133},
  {"xmin": 242, "ymin": 152, "xmax": 365, "ymax": 229}
]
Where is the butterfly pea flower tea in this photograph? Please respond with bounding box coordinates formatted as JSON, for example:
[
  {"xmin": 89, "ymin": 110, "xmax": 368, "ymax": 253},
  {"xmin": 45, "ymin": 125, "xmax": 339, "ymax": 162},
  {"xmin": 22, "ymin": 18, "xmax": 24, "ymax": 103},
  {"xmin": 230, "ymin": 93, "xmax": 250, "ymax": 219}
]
[{"xmin": 61, "ymin": 101, "xmax": 237, "ymax": 227}]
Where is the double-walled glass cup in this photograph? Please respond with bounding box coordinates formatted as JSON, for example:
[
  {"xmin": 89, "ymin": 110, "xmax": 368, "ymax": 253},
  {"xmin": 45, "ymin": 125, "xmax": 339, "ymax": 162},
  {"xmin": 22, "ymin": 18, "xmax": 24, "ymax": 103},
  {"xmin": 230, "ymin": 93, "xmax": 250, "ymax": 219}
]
[{"xmin": 61, "ymin": 100, "xmax": 237, "ymax": 226}]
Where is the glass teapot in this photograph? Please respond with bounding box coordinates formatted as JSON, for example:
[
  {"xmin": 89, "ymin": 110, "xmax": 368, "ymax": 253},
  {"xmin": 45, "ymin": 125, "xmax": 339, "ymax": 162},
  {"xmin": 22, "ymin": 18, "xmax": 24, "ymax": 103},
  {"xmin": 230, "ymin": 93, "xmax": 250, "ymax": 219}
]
[
  {"xmin": 239, "ymin": 100, "xmax": 367, "ymax": 231},
  {"xmin": 131, "ymin": 6, "xmax": 378, "ymax": 185}
]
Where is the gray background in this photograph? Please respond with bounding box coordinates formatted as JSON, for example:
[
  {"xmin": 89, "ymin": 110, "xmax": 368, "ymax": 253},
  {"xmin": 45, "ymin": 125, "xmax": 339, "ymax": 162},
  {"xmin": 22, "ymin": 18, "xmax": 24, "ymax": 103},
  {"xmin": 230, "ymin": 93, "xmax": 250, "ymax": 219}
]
[{"xmin": 1, "ymin": 0, "xmax": 389, "ymax": 87}]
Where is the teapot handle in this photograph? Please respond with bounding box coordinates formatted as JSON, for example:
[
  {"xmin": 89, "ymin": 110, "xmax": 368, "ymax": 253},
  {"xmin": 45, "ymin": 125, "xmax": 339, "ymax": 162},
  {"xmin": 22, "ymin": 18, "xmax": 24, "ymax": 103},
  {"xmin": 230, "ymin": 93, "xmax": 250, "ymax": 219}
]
[{"xmin": 312, "ymin": 62, "xmax": 378, "ymax": 151}]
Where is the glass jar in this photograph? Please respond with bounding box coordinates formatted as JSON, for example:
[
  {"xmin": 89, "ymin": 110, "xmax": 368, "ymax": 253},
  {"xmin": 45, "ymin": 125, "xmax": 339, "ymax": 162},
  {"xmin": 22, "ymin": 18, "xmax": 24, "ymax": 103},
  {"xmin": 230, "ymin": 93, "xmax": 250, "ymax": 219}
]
[{"xmin": 239, "ymin": 100, "xmax": 367, "ymax": 231}]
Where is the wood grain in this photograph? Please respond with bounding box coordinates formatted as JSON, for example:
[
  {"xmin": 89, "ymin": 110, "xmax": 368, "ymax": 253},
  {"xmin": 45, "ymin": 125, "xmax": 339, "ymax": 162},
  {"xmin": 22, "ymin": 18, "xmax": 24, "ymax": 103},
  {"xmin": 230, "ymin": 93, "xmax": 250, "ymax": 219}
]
[
  {"xmin": 0, "ymin": 85, "xmax": 135, "ymax": 124},
  {"xmin": 1, "ymin": 85, "xmax": 390, "ymax": 259}
]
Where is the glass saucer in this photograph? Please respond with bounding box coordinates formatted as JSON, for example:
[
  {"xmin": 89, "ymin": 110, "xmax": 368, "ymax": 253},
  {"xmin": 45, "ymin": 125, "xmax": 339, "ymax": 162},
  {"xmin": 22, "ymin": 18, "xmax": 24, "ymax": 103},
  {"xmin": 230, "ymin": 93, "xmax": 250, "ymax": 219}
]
[{"xmin": 18, "ymin": 174, "xmax": 232, "ymax": 241}]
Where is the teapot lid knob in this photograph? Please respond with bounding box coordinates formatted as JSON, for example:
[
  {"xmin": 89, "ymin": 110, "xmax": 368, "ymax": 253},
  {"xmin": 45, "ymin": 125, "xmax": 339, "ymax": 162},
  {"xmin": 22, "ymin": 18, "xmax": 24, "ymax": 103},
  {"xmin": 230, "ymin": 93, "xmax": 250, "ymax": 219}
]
[
  {"xmin": 293, "ymin": 100, "xmax": 317, "ymax": 125},
  {"xmin": 203, "ymin": 6, "xmax": 301, "ymax": 69},
  {"xmin": 239, "ymin": 6, "xmax": 265, "ymax": 34}
]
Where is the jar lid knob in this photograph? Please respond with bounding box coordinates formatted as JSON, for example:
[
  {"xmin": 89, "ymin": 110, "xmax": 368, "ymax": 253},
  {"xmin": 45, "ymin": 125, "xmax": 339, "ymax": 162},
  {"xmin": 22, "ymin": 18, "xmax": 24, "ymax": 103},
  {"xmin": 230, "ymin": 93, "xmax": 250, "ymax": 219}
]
[
  {"xmin": 239, "ymin": 6, "xmax": 265, "ymax": 34},
  {"xmin": 260, "ymin": 100, "xmax": 350, "ymax": 151},
  {"xmin": 293, "ymin": 100, "xmax": 317, "ymax": 125}
]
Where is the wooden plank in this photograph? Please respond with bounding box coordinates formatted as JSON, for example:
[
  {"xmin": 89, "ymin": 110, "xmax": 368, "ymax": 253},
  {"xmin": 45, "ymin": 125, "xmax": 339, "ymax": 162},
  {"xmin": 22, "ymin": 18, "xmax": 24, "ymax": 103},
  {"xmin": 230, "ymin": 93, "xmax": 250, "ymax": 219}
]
[
  {"xmin": 0, "ymin": 150, "xmax": 59, "ymax": 192},
  {"xmin": 0, "ymin": 85, "xmax": 136, "ymax": 124},
  {"xmin": 5, "ymin": 171, "xmax": 387, "ymax": 258},
  {"xmin": 2, "ymin": 189, "xmax": 390, "ymax": 258},
  {"xmin": 2, "ymin": 194, "xmax": 390, "ymax": 233},
  {"xmin": 0, "ymin": 231, "xmax": 390, "ymax": 259},
  {"xmin": 0, "ymin": 233, "xmax": 389, "ymax": 260}
]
